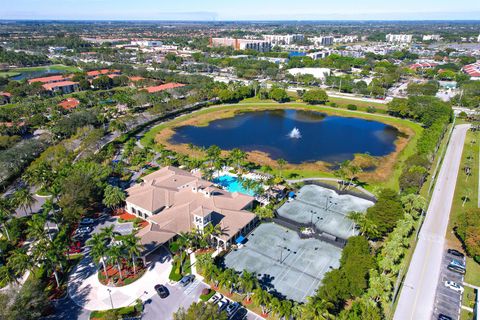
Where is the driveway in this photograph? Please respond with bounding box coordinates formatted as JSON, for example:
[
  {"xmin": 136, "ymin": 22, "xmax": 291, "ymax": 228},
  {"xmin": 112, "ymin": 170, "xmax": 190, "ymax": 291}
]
[
  {"xmin": 394, "ymin": 124, "xmax": 470, "ymax": 320},
  {"xmin": 142, "ymin": 279, "xmax": 208, "ymax": 320},
  {"xmin": 68, "ymin": 247, "xmax": 172, "ymax": 311}
]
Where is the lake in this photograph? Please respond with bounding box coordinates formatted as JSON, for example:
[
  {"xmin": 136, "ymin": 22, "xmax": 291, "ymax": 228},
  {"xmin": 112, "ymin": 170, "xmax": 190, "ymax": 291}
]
[
  {"xmin": 169, "ymin": 109, "xmax": 400, "ymax": 164},
  {"xmin": 11, "ymin": 69, "xmax": 67, "ymax": 81}
]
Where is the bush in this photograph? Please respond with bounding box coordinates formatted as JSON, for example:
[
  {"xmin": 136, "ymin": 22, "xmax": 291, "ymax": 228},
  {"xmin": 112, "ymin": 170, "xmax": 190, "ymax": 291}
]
[
  {"xmin": 366, "ymin": 106, "xmax": 377, "ymax": 113},
  {"xmin": 328, "ymin": 102, "xmax": 338, "ymax": 108},
  {"xmin": 347, "ymin": 104, "xmax": 358, "ymax": 110},
  {"xmin": 200, "ymin": 289, "xmax": 216, "ymax": 301}
]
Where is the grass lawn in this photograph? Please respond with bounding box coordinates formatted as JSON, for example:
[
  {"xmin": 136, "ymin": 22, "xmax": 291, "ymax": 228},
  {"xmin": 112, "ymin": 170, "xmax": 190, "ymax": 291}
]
[
  {"xmin": 12, "ymin": 64, "xmax": 81, "ymax": 73},
  {"xmin": 461, "ymin": 309, "xmax": 474, "ymax": 320},
  {"xmin": 141, "ymin": 101, "xmax": 422, "ymax": 191},
  {"xmin": 0, "ymin": 71, "xmax": 21, "ymax": 78}
]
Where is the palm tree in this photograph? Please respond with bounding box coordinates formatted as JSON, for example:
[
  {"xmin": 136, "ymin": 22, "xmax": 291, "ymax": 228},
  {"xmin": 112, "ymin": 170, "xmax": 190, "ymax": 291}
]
[
  {"xmin": 0, "ymin": 198, "xmax": 13, "ymax": 241},
  {"xmin": 88, "ymin": 233, "xmax": 110, "ymax": 280},
  {"xmin": 108, "ymin": 244, "xmax": 125, "ymax": 281},
  {"xmin": 252, "ymin": 287, "xmax": 272, "ymax": 315},
  {"xmin": 14, "ymin": 187, "xmax": 37, "ymax": 214},
  {"xmin": 121, "ymin": 233, "xmax": 144, "ymax": 275},
  {"xmin": 239, "ymin": 270, "xmax": 257, "ymax": 302},
  {"xmin": 401, "ymin": 194, "xmax": 426, "ymax": 218},
  {"xmin": 100, "ymin": 225, "xmax": 116, "ymax": 243},
  {"xmin": 102, "ymin": 185, "xmax": 126, "ymax": 210},
  {"xmin": 347, "ymin": 211, "xmax": 379, "ymax": 238},
  {"xmin": 7, "ymin": 249, "xmax": 33, "ymax": 279},
  {"xmin": 300, "ymin": 296, "xmax": 335, "ymax": 320},
  {"xmin": 26, "ymin": 213, "xmax": 48, "ymax": 240},
  {"xmin": 0, "ymin": 265, "xmax": 18, "ymax": 286},
  {"xmin": 219, "ymin": 268, "xmax": 238, "ymax": 295},
  {"xmin": 276, "ymin": 158, "xmax": 287, "ymax": 178},
  {"xmin": 229, "ymin": 148, "xmax": 247, "ymax": 170}
]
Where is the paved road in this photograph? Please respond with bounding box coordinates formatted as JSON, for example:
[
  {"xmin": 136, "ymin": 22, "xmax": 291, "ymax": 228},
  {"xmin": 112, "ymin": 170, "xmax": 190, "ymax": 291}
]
[{"xmin": 394, "ymin": 124, "xmax": 470, "ymax": 320}]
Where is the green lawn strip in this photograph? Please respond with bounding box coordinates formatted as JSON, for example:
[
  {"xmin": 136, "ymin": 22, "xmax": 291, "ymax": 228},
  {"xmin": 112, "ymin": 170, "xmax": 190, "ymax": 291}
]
[
  {"xmin": 328, "ymin": 96, "xmax": 388, "ymax": 111},
  {"xmin": 0, "ymin": 71, "xmax": 21, "ymax": 78},
  {"xmin": 463, "ymin": 286, "xmax": 476, "ymax": 309},
  {"xmin": 200, "ymin": 289, "xmax": 216, "ymax": 301},
  {"xmin": 90, "ymin": 305, "xmax": 141, "ymax": 320},
  {"xmin": 465, "ymin": 256, "xmax": 480, "ymax": 287},
  {"xmin": 11, "ymin": 64, "xmax": 81, "ymax": 73},
  {"xmin": 447, "ymin": 128, "xmax": 479, "ymax": 242},
  {"xmin": 460, "ymin": 308, "xmax": 474, "ymax": 320}
]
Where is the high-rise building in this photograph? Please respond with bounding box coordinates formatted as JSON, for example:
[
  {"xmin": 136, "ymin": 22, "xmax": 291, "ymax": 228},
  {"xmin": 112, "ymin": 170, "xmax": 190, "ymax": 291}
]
[
  {"xmin": 422, "ymin": 35, "xmax": 442, "ymax": 41},
  {"xmin": 263, "ymin": 34, "xmax": 304, "ymax": 45},
  {"xmin": 210, "ymin": 37, "xmax": 271, "ymax": 52},
  {"xmin": 310, "ymin": 36, "xmax": 334, "ymax": 46}
]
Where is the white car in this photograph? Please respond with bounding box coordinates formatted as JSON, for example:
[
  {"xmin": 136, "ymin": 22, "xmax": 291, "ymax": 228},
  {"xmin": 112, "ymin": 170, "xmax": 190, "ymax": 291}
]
[
  {"xmin": 209, "ymin": 292, "xmax": 223, "ymax": 305},
  {"xmin": 444, "ymin": 280, "xmax": 464, "ymax": 294}
]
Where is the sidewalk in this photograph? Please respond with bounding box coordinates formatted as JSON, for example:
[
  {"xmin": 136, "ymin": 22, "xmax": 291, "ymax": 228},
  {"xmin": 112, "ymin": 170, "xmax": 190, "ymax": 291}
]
[{"xmin": 68, "ymin": 248, "xmax": 172, "ymax": 311}]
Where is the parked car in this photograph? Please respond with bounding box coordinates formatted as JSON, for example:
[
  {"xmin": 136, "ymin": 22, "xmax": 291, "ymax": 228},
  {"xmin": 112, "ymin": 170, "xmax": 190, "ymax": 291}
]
[
  {"xmin": 447, "ymin": 264, "xmax": 466, "ymax": 275},
  {"xmin": 438, "ymin": 314, "xmax": 452, "ymax": 320},
  {"xmin": 226, "ymin": 302, "xmax": 240, "ymax": 317},
  {"xmin": 217, "ymin": 298, "xmax": 229, "ymax": 312},
  {"xmin": 209, "ymin": 292, "xmax": 223, "ymax": 305},
  {"xmin": 75, "ymin": 226, "xmax": 92, "ymax": 235},
  {"xmin": 447, "ymin": 249, "xmax": 464, "ymax": 258},
  {"xmin": 444, "ymin": 280, "xmax": 464, "ymax": 294},
  {"xmin": 179, "ymin": 274, "xmax": 195, "ymax": 287},
  {"xmin": 450, "ymin": 259, "xmax": 466, "ymax": 269},
  {"xmin": 80, "ymin": 218, "xmax": 95, "ymax": 226},
  {"xmin": 154, "ymin": 284, "xmax": 169, "ymax": 298},
  {"xmin": 230, "ymin": 307, "xmax": 248, "ymax": 320}
]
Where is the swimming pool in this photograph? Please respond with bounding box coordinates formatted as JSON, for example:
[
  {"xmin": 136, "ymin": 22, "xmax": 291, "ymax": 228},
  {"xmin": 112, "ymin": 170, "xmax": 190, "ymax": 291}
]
[{"xmin": 213, "ymin": 175, "xmax": 255, "ymax": 196}]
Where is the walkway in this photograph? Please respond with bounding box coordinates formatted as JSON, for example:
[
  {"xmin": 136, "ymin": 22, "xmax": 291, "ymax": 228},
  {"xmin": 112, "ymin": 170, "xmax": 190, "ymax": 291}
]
[
  {"xmin": 394, "ymin": 124, "xmax": 470, "ymax": 320},
  {"xmin": 68, "ymin": 247, "xmax": 172, "ymax": 311}
]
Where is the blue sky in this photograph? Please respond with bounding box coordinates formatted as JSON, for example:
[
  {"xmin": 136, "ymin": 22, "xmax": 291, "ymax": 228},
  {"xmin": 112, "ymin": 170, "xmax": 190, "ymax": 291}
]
[{"xmin": 2, "ymin": 0, "xmax": 480, "ymax": 20}]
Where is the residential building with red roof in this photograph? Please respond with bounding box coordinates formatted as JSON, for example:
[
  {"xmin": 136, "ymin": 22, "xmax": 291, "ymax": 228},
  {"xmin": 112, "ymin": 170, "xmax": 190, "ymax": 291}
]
[
  {"xmin": 409, "ymin": 62, "xmax": 438, "ymax": 70},
  {"xmin": 28, "ymin": 75, "xmax": 71, "ymax": 84},
  {"xmin": 42, "ymin": 81, "xmax": 79, "ymax": 94},
  {"xmin": 145, "ymin": 83, "xmax": 185, "ymax": 93},
  {"xmin": 463, "ymin": 61, "xmax": 480, "ymax": 79},
  {"xmin": 86, "ymin": 69, "xmax": 121, "ymax": 78},
  {"xmin": 58, "ymin": 98, "xmax": 80, "ymax": 110},
  {"xmin": 0, "ymin": 92, "xmax": 11, "ymax": 105}
]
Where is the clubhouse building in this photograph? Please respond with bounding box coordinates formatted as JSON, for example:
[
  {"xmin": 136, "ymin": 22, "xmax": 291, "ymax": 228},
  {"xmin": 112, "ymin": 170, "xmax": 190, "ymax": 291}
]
[{"xmin": 125, "ymin": 166, "xmax": 257, "ymax": 256}]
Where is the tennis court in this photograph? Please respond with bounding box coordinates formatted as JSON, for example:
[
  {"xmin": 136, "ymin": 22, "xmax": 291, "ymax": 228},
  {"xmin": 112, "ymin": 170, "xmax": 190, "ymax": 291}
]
[
  {"xmin": 277, "ymin": 184, "xmax": 374, "ymax": 239},
  {"xmin": 223, "ymin": 223, "xmax": 342, "ymax": 302}
]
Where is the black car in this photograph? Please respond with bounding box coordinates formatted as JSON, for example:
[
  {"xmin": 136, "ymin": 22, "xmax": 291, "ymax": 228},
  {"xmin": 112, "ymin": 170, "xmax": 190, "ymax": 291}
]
[
  {"xmin": 154, "ymin": 284, "xmax": 169, "ymax": 298},
  {"xmin": 438, "ymin": 313, "xmax": 452, "ymax": 320},
  {"xmin": 447, "ymin": 249, "xmax": 464, "ymax": 258}
]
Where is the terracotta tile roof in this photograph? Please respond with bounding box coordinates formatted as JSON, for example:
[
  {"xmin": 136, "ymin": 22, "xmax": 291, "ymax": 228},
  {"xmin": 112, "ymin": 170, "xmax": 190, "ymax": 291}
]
[
  {"xmin": 126, "ymin": 166, "xmax": 256, "ymax": 248},
  {"xmin": 42, "ymin": 81, "xmax": 78, "ymax": 91},
  {"xmin": 129, "ymin": 76, "xmax": 145, "ymax": 82},
  {"xmin": 0, "ymin": 92, "xmax": 11, "ymax": 97},
  {"xmin": 58, "ymin": 98, "xmax": 80, "ymax": 110},
  {"xmin": 0, "ymin": 121, "xmax": 26, "ymax": 128},
  {"xmin": 463, "ymin": 61, "xmax": 480, "ymax": 77},
  {"xmin": 87, "ymin": 69, "xmax": 121, "ymax": 77},
  {"xmin": 28, "ymin": 75, "xmax": 69, "ymax": 84},
  {"xmin": 145, "ymin": 83, "xmax": 185, "ymax": 93}
]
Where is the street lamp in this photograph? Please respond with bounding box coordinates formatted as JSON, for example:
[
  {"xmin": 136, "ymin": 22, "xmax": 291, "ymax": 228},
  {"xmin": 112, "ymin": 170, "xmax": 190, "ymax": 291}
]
[{"xmin": 107, "ymin": 288, "xmax": 114, "ymax": 309}]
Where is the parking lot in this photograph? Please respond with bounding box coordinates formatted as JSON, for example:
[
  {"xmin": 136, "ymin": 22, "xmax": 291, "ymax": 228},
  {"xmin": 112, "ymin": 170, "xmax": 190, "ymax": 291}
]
[
  {"xmin": 432, "ymin": 250, "xmax": 465, "ymax": 319},
  {"xmin": 142, "ymin": 279, "xmax": 208, "ymax": 320}
]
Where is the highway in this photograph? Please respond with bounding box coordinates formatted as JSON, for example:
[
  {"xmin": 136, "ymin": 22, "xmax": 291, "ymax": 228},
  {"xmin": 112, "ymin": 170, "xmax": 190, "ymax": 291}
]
[{"xmin": 394, "ymin": 124, "xmax": 470, "ymax": 320}]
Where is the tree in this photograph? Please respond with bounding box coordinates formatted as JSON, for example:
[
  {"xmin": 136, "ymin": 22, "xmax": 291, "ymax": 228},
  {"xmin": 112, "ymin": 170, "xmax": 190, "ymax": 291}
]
[
  {"xmin": 239, "ymin": 270, "xmax": 257, "ymax": 302},
  {"xmin": 335, "ymin": 160, "xmax": 362, "ymax": 190},
  {"xmin": 174, "ymin": 301, "xmax": 228, "ymax": 320},
  {"xmin": 303, "ymin": 89, "xmax": 329, "ymax": 105},
  {"xmin": 88, "ymin": 233, "xmax": 110, "ymax": 280},
  {"xmin": 229, "ymin": 148, "xmax": 247, "ymax": 170},
  {"xmin": 13, "ymin": 187, "xmax": 36, "ymax": 214},
  {"xmin": 300, "ymin": 296, "xmax": 335, "ymax": 320},
  {"xmin": 102, "ymin": 185, "xmax": 126, "ymax": 209},
  {"xmin": 269, "ymin": 87, "xmax": 289, "ymax": 103},
  {"xmin": 276, "ymin": 158, "xmax": 286, "ymax": 177},
  {"xmin": 347, "ymin": 211, "xmax": 379, "ymax": 239},
  {"xmin": 108, "ymin": 244, "xmax": 125, "ymax": 281},
  {"xmin": 365, "ymin": 189, "xmax": 404, "ymax": 237},
  {"xmin": 0, "ymin": 198, "xmax": 13, "ymax": 241},
  {"xmin": 121, "ymin": 233, "xmax": 143, "ymax": 275},
  {"xmin": 252, "ymin": 287, "xmax": 272, "ymax": 315}
]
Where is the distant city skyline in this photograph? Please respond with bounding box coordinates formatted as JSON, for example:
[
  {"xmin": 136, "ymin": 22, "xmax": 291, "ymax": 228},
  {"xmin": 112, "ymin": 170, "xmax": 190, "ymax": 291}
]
[{"xmin": 2, "ymin": 0, "xmax": 480, "ymax": 21}]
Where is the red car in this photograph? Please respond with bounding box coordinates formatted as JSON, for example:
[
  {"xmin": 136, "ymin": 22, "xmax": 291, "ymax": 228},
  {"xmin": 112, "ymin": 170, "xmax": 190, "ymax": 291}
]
[{"xmin": 68, "ymin": 241, "xmax": 82, "ymax": 254}]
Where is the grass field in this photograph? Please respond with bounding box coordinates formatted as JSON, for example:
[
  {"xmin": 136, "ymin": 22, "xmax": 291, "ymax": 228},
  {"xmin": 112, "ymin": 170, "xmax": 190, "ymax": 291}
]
[
  {"xmin": 141, "ymin": 101, "xmax": 422, "ymax": 190},
  {"xmin": 0, "ymin": 64, "xmax": 81, "ymax": 78}
]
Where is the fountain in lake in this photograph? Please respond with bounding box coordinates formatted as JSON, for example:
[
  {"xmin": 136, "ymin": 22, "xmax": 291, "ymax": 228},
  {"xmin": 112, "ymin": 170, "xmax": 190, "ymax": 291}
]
[{"xmin": 288, "ymin": 127, "xmax": 302, "ymax": 139}]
